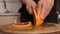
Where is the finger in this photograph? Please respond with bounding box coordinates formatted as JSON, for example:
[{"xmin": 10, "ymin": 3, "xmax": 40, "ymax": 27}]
[
  {"xmin": 28, "ymin": 8, "xmax": 32, "ymax": 14},
  {"xmin": 37, "ymin": 1, "xmax": 43, "ymax": 14},
  {"xmin": 32, "ymin": 3, "xmax": 37, "ymax": 9},
  {"xmin": 26, "ymin": 5, "xmax": 32, "ymax": 14},
  {"xmin": 27, "ymin": 8, "xmax": 32, "ymax": 14},
  {"xmin": 32, "ymin": 1, "xmax": 37, "ymax": 10},
  {"xmin": 41, "ymin": 1, "xmax": 54, "ymax": 19},
  {"xmin": 40, "ymin": 2, "xmax": 48, "ymax": 19},
  {"xmin": 32, "ymin": 2, "xmax": 37, "ymax": 14},
  {"xmin": 44, "ymin": 3, "xmax": 54, "ymax": 18}
]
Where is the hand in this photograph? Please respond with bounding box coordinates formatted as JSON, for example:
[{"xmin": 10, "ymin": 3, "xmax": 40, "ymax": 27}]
[
  {"xmin": 26, "ymin": 0, "xmax": 37, "ymax": 14},
  {"xmin": 21, "ymin": 0, "xmax": 37, "ymax": 14},
  {"xmin": 37, "ymin": 0, "xmax": 54, "ymax": 19}
]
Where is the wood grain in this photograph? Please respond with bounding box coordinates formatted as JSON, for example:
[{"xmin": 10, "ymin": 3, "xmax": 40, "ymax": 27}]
[{"xmin": 0, "ymin": 23, "xmax": 60, "ymax": 34}]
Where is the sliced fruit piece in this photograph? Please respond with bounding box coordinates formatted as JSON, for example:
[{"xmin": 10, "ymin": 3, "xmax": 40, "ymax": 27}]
[
  {"xmin": 33, "ymin": 9, "xmax": 44, "ymax": 26},
  {"xmin": 12, "ymin": 22, "xmax": 32, "ymax": 29}
]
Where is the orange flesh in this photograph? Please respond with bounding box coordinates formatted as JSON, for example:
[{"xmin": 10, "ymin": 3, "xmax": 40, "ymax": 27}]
[
  {"xmin": 12, "ymin": 22, "xmax": 32, "ymax": 29},
  {"xmin": 33, "ymin": 9, "xmax": 44, "ymax": 26},
  {"xmin": 12, "ymin": 9, "xmax": 44, "ymax": 29}
]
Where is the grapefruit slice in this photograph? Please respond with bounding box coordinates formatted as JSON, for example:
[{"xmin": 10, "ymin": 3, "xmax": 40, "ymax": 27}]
[{"xmin": 12, "ymin": 22, "xmax": 32, "ymax": 29}]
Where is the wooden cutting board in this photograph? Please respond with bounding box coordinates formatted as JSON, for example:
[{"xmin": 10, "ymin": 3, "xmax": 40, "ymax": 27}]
[{"xmin": 0, "ymin": 23, "xmax": 60, "ymax": 34}]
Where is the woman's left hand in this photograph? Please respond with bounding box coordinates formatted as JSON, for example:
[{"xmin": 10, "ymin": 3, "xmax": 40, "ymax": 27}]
[{"xmin": 37, "ymin": 0, "xmax": 54, "ymax": 19}]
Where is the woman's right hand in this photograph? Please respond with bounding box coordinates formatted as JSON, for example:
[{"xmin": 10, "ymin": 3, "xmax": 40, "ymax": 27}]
[{"xmin": 20, "ymin": 0, "xmax": 37, "ymax": 14}]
